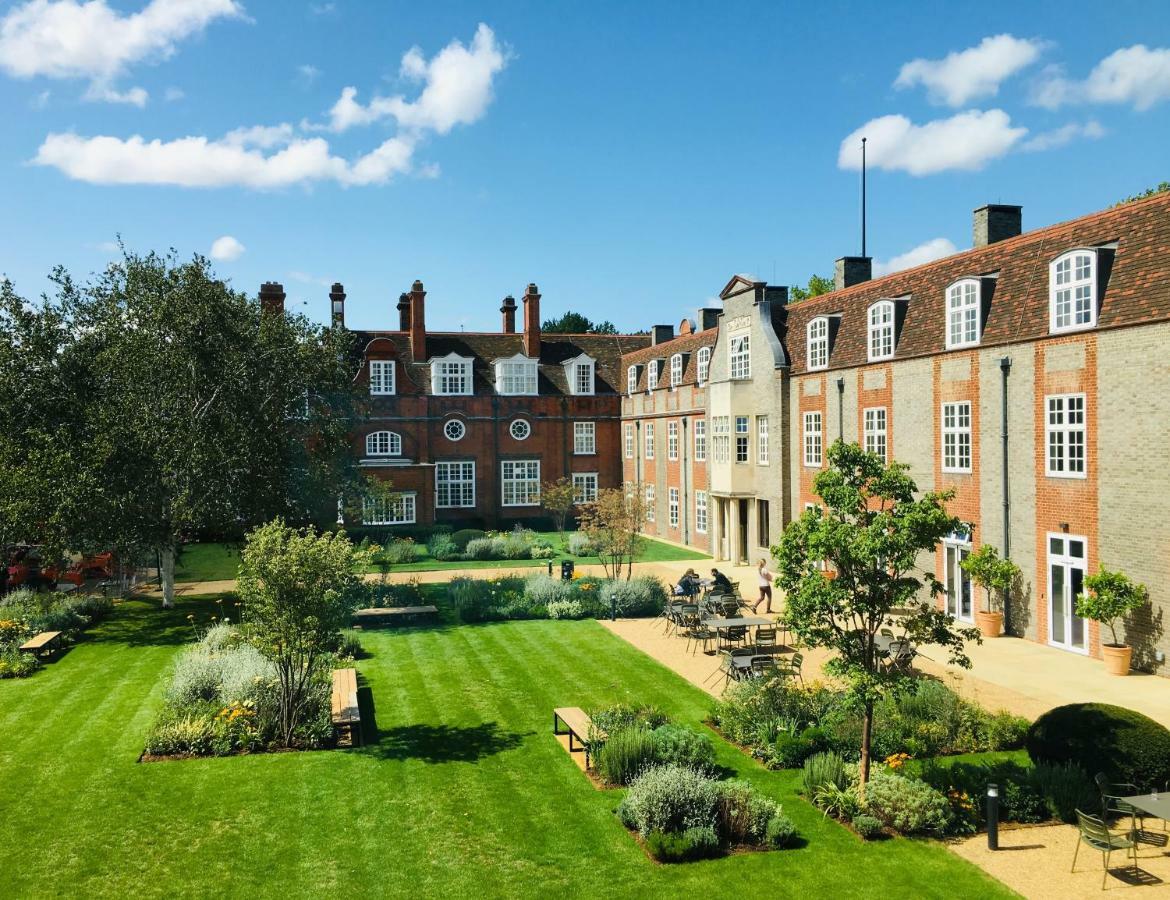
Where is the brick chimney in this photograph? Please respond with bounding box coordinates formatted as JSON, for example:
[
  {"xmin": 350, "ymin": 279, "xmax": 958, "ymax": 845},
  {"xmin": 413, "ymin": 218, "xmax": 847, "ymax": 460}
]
[
  {"xmin": 501, "ymin": 295, "xmax": 517, "ymax": 333},
  {"xmin": 397, "ymin": 293, "xmax": 411, "ymax": 331},
  {"xmin": 259, "ymin": 281, "xmax": 285, "ymax": 316},
  {"xmin": 329, "ymin": 282, "xmax": 346, "ymax": 327},
  {"xmin": 679, "ymin": 318, "xmax": 694, "ymax": 336},
  {"xmin": 409, "ymin": 280, "xmax": 426, "ymax": 360},
  {"xmin": 973, "ymin": 204, "xmax": 1022, "ymax": 247},
  {"xmin": 834, "ymin": 257, "xmax": 872, "ymax": 291},
  {"xmin": 697, "ymin": 308, "xmax": 720, "ymax": 331},
  {"xmin": 522, "ymin": 283, "xmax": 541, "ymax": 358},
  {"xmin": 651, "ymin": 325, "xmax": 675, "ymax": 345}
]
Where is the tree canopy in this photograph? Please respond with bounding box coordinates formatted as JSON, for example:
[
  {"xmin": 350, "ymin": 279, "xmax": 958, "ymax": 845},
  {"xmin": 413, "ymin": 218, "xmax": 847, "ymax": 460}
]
[
  {"xmin": 789, "ymin": 274, "xmax": 834, "ymax": 303},
  {"xmin": 541, "ymin": 311, "xmax": 618, "ymax": 334}
]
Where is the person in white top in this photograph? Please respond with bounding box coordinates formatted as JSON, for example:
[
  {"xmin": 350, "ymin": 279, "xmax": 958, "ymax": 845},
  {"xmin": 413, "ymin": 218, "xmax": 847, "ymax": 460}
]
[{"xmin": 753, "ymin": 558, "xmax": 774, "ymax": 614}]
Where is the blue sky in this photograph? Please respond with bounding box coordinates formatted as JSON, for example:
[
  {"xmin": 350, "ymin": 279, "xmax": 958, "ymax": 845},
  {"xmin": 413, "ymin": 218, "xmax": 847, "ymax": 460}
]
[{"xmin": 1, "ymin": 0, "xmax": 1168, "ymax": 332}]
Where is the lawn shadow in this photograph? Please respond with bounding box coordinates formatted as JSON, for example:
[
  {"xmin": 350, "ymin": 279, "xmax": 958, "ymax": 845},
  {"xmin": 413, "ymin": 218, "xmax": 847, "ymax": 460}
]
[
  {"xmin": 84, "ymin": 595, "xmax": 228, "ymax": 648},
  {"xmin": 371, "ymin": 721, "xmax": 532, "ymax": 763}
]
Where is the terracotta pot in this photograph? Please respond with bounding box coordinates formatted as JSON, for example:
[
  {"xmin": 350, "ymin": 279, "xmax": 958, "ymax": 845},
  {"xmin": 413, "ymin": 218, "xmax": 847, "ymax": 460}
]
[
  {"xmin": 1102, "ymin": 644, "xmax": 1132, "ymax": 676},
  {"xmin": 974, "ymin": 610, "xmax": 1003, "ymax": 638}
]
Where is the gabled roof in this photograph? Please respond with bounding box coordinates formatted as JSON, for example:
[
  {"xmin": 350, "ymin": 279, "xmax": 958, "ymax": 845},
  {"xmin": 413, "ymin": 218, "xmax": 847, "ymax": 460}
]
[{"xmin": 622, "ymin": 329, "xmax": 718, "ymax": 391}]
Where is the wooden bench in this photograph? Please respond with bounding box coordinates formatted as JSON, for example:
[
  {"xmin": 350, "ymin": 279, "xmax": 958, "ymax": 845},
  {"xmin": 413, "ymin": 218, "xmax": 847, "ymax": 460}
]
[
  {"xmin": 331, "ymin": 667, "xmax": 362, "ymax": 747},
  {"xmin": 352, "ymin": 605, "xmax": 439, "ymax": 629},
  {"xmin": 553, "ymin": 706, "xmax": 605, "ymax": 769},
  {"xmin": 19, "ymin": 631, "xmax": 62, "ymax": 660}
]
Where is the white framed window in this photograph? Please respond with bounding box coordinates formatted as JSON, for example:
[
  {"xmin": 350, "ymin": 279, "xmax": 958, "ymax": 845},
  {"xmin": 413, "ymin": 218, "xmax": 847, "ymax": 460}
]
[
  {"xmin": 624, "ymin": 424, "xmax": 634, "ymax": 459},
  {"xmin": 647, "ymin": 361, "xmax": 659, "ymax": 391},
  {"xmin": 509, "ymin": 419, "xmax": 531, "ymax": 441},
  {"xmin": 803, "ymin": 412, "xmax": 822, "ymax": 467},
  {"xmin": 712, "ymin": 416, "xmax": 730, "ymax": 463},
  {"xmin": 1050, "ymin": 250, "xmax": 1097, "ymax": 334},
  {"xmin": 864, "ymin": 407, "xmax": 887, "ymax": 462},
  {"xmin": 669, "ymin": 487, "xmax": 679, "ymax": 528},
  {"xmin": 362, "ymin": 492, "xmax": 415, "ymax": 525},
  {"xmin": 867, "ymin": 300, "xmax": 895, "ymax": 361},
  {"xmin": 502, "ymin": 460, "xmax": 541, "ymax": 506},
  {"xmin": 644, "ymin": 422, "xmax": 655, "ymax": 459},
  {"xmin": 436, "ymin": 461, "xmax": 475, "ymax": 508},
  {"xmin": 443, "ymin": 419, "xmax": 466, "ymax": 442},
  {"xmin": 669, "ymin": 354, "xmax": 683, "ymax": 388},
  {"xmin": 807, "ymin": 317, "xmax": 829, "ymax": 370},
  {"xmin": 756, "ymin": 416, "xmax": 769, "ymax": 464},
  {"xmin": 694, "ymin": 418, "xmax": 706, "ymax": 461},
  {"xmin": 572, "ymin": 472, "xmax": 598, "ymax": 503},
  {"xmin": 645, "ymin": 484, "xmax": 656, "ymax": 522},
  {"xmin": 941, "ymin": 401, "xmax": 972, "ymax": 472},
  {"xmin": 696, "ymin": 346, "xmax": 711, "ymax": 385},
  {"xmin": 729, "ymin": 333, "xmax": 751, "ymax": 380},
  {"xmin": 574, "ymin": 421, "xmax": 596, "ymax": 455},
  {"xmin": 369, "ymin": 360, "xmax": 395, "ymax": 395},
  {"xmin": 943, "ymin": 532, "xmax": 974, "ymax": 623},
  {"xmin": 734, "ymin": 415, "xmax": 749, "ymax": 463},
  {"xmin": 695, "ymin": 491, "xmax": 708, "ymax": 533},
  {"xmin": 1046, "ymin": 393, "xmax": 1086, "ymax": 478},
  {"xmin": 668, "ymin": 421, "xmax": 679, "ymax": 460},
  {"xmin": 365, "ymin": 430, "xmax": 402, "ymax": 456},
  {"xmin": 573, "ymin": 361, "xmax": 594, "ymax": 395},
  {"xmin": 946, "ymin": 279, "xmax": 980, "ymax": 349},
  {"xmin": 432, "ymin": 358, "xmax": 472, "ymax": 395},
  {"xmin": 495, "ymin": 359, "xmax": 538, "ymax": 395},
  {"xmin": 627, "ymin": 365, "xmax": 639, "ymax": 394}
]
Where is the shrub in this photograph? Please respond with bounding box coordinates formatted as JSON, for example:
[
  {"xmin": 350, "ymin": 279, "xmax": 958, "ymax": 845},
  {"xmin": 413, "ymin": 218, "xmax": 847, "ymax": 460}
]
[
  {"xmin": 465, "ymin": 536, "xmax": 507, "ymax": 560},
  {"xmin": 852, "ymin": 814, "xmax": 883, "ymax": 840},
  {"xmin": 591, "ymin": 703, "xmax": 669, "ymax": 736},
  {"xmin": 1030, "ymin": 761, "xmax": 1098, "ymax": 824},
  {"xmin": 168, "ymin": 650, "xmax": 226, "ymax": 706},
  {"xmin": 765, "ymin": 812, "xmax": 798, "ymax": 848},
  {"xmin": 1003, "ymin": 780, "xmax": 1047, "ymax": 824},
  {"xmin": 985, "ymin": 711, "xmax": 1031, "ymax": 750},
  {"xmin": 368, "ymin": 577, "xmax": 426, "ymax": 609},
  {"xmin": 771, "ymin": 729, "xmax": 822, "ymax": 769},
  {"xmin": 1026, "ymin": 703, "xmax": 1170, "ymax": 790},
  {"xmin": 144, "ymin": 712, "xmax": 217, "ymax": 757},
  {"xmin": 382, "ymin": 538, "xmax": 421, "ymax": 565},
  {"xmin": 501, "ymin": 527, "xmax": 537, "ymax": 560},
  {"xmin": 427, "ymin": 533, "xmax": 461, "ymax": 562},
  {"xmin": 596, "ymin": 726, "xmax": 658, "ymax": 786},
  {"xmin": 617, "ymin": 765, "xmax": 720, "ymax": 836},
  {"xmin": 568, "ymin": 532, "xmax": 595, "ymax": 556},
  {"xmin": 333, "ymin": 633, "xmax": 364, "ymax": 660},
  {"xmin": 645, "ymin": 826, "xmax": 720, "ymax": 862},
  {"xmin": 716, "ymin": 780, "xmax": 782, "ymax": 845},
  {"xmin": 597, "ymin": 576, "xmax": 667, "ymax": 618},
  {"xmin": 450, "ymin": 529, "xmax": 486, "ymax": 551},
  {"xmin": 653, "ymin": 724, "xmax": 717, "ymax": 775},
  {"xmin": 531, "ymin": 545, "xmax": 555, "ymax": 560},
  {"xmin": 713, "ymin": 678, "xmax": 835, "ymax": 746},
  {"xmin": 523, "ymin": 574, "xmax": 572, "ymax": 607},
  {"xmin": 547, "ymin": 599, "xmax": 584, "ymax": 620},
  {"xmin": 802, "ymin": 751, "xmax": 850, "ymax": 796},
  {"xmin": 0, "ymin": 647, "xmax": 39, "ymax": 678},
  {"xmin": 200, "ymin": 622, "xmax": 242, "ymax": 652},
  {"xmin": 0, "ymin": 589, "xmax": 87, "ymax": 635},
  {"xmin": 865, "ymin": 771, "xmax": 952, "ymax": 836}
]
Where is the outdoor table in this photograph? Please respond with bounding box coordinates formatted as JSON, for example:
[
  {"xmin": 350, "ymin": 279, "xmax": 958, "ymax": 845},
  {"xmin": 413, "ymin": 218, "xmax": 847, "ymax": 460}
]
[
  {"xmin": 702, "ymin": 615, "xmax": 773, "ymax": 629},
  {"xmin": 1121, "ymin": 793, "xmax": 1170, "ymax": 835}
]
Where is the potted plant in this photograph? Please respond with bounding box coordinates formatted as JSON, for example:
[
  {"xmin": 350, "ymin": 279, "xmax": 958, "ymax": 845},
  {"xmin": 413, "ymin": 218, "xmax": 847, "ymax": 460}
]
[
  {"xmin": 1075, "ymin": 566, "xmax": 1148, "ymax": 676},
  {"xmin": 960, "ymin": 544, "xmax": 1020, "ymax": 638}
]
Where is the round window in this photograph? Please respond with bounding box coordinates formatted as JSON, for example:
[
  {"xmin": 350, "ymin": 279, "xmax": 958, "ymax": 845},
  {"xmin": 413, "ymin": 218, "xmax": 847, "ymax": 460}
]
[
  {"xmin": 443, "ymin": 419, "xmax": 466, "ymax": 442},
  {"xmin": 509, "ymin": 419, "xmax": 531, "ymax": 441}
]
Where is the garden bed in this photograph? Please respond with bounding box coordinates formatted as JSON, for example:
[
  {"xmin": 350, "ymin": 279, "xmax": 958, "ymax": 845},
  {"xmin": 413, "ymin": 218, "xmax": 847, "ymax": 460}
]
[{"xmin": 0, "ymin": 588, "xmax": 114, "ymax": 678}]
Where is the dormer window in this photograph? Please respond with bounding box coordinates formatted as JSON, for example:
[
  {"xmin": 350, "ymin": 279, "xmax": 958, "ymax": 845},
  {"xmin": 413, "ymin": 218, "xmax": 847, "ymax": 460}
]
[
  {"xmin": 807, "ymin": 317, "xmax": 829, "ymax": 370},
  {"xmin": 431, "ymin": 355, "xmax": 473, "ymax": 395},
  {"xmin": 867, "ymin": 301, "xmax": 895, "ymax": 362},
  {"xmin": 1050, "ymin": 249, "xmax": 1097, "ymax": 333},
  {"xmin": 573, "ymin": 361, "xmax": 594, "ymax": 395},
  {"xmin": 627, "ymin": 365, "xmax": 639, "ymax": 394},
  {"xmin": 647, "ymin": 361, "xmax": 659, "ymax": 391},
  {"xmin": 494, "ymin": 356, "xmax": 538, "ymax": 395},
  {"xmin": 946, "ymin": 279, "xmax": 981, "ymax": 349},
  {"xmin": 696, "ymin": 346, "xmax": 711, "ymax": 385},
  {"xmin": 669, "ymin": 354, "xmax": 683, "ymax": 388},
  {"xmin": 369, "ymin": 360, "xmax": 395, "ymax": 395},
  {"xmin": 365, "ymin": 430, "xmax": 402, "ymax": 456}
]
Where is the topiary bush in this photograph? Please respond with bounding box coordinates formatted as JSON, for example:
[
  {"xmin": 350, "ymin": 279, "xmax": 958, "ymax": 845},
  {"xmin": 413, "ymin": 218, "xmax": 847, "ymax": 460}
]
[
  {"xmin": 450, "ymin": 529, "xmax": 486, "ymax": 551},
  {"xmin": 852, "ymin": 814, "xmax": 883, "ymax": 840},
  {"xmin": 1026, "ymin": 703, "xmax": 1170, "ymax": 790}
]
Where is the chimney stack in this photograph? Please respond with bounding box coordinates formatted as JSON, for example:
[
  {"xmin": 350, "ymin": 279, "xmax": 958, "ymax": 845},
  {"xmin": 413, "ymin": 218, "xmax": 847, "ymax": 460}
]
[
  {"xmin": 409, "ymin": 280, "xmax": 426, "ymax": 360},
  {"xmin": 259, "ymin": 281, "xmax": 285, "ymax": 316},
  {"xmin": 397, "ymin": 293, "xmax": 411, "ymax": 331},
  {"xmin": 679, "ymin": 318, "xmax": 694, "ymax": 336},
  {"xmin": 329, "ymin": 282, "xmax": 346, "ymax": 327},
  {"xmin": 651, "ymin": 324, "xmax": 675, "ymax": 345},
  {"xmin": 501, "ymin": 295, "xmax": 517, "ymax": 333},
  {"xmin": 834, "ymin": 257, "xmax": 872, "ymax": 291},
  {"xmin": 522, "ymin": 283, "xmax": 541, "ymax": 358},
  {"xmin": 697, "ymin": 308, "xmax": 721, "ymax": 331},
  {"xmin": 973, "ymin": 204, "xmax": 1022, "ymax": 247}
]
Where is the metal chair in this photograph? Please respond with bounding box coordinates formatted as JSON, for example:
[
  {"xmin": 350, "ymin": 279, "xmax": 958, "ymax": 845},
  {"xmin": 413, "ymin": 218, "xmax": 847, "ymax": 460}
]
[
  {"xmin": 1072, "ymin": 809, "xmax": 1138, "ymax": 889},
  {"xmin": 685, "ymin": 619, "xmax": 719, "ymax": 656},
  {"xmin": 786, "ymin": 652, "xmax": 805, "ymax": 684},
  {"xmin": 886, "ymin": 640, "xmax": 916, "ymax": 672},
  {"xmin": 749, "ymin": 655, "xmax": 778, "ymax": 679},
  {"xmin": 719, "ymin": 625, "xmax": 747, "ymax": 653},
  {"xmin": 754, "ymin": 627, "xmax": 778, "ymax": 656},
  {"xmin": 1095, "ymin": 773, "xmax": 1145, "ymax": 831}
]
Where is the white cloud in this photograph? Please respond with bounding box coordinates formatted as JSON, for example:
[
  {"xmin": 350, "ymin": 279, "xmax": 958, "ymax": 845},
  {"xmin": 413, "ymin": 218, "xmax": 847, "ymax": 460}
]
[
  {"xmin": 309, "ymin": 2, "xmax": 334, "ymax": 14},
  {"xmin": 1032, "ymin": 45, "xmax": 1170, "ymax": 111},
  {"xmin": 223, "ymin": 123, "xmax": 296, "ymax": 149},
  {"xmin": 164, "ymin": 86, "xmax": 185, "ymax": 101},
  {"xmin": 873, "ymin": 238, "xmax": 958, "ymax": 277},
  {"xmin": 30, "ymin": 88, "xmax": 50, "ymax": 108},
  {"xmin": 297, "ymin": 63, "xmax": 320, "ymax": 85},
  {"xmin": 838, "ymin": 109, "xmax": 1026, "ymax": 176},
  {"xmin": 209, "ymin": 234, "xmax": 245, "ymax": 261},
  {"xmin": 896, "ymin": 35, "xmax": 1043, "ymax": 107},
  {"xmin": 1022, "ymin": 119, "xmax": 1105, "ymax": 152},
  {"xmin": 0, "ymin": 0, "xmax": 243, "ymax": 103},
  {"xmin": 84, "ymin": 82, "xmax": 148, "ymax": 106},
  {"xmin": 325, "ymin": 23, "xmax": 507, "ymax": 133}
]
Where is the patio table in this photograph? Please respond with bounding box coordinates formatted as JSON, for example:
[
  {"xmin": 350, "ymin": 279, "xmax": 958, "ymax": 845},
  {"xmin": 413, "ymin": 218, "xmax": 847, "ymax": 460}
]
[
  {"xmin": 1121, "ymin": 792, "xmax": 1170, "ymax": 829},
  {"xmin": 702, "ymin": 615, "xmax": 773, "ymax": 629}
]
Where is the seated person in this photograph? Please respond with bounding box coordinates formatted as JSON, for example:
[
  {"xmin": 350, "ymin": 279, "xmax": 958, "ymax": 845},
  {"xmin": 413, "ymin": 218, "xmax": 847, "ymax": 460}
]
[
  {"xmin": 709, "ymin": 568, "xmax": 733, "ymax": 594},
  {"xmin": 674, "ymin": 568, "xmax": 700, "ymax": 597}
]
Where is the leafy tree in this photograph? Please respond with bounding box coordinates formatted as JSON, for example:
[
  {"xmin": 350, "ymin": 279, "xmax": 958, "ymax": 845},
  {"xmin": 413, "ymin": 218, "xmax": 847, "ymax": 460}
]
[
  {"xmin": 1076, "ymin": 566, "xmax": 1148, "ymax": 647},
  {"xmin": 960, "ymin": 544, "xmax": 1020, "ymax": 614},
  {"xmin": 789, "ymin": 274, "xmax": 834, "ymax": 303},
  {"xmin": 541, "ymin": 311, "xmax": 618, "ymax": 334},
  {"xmin": 1116, "ymin": 182, "xmax": 1170, "ymax": 206},
  {"xmin": 238, "ymin": 519, "xmax": 374, "ymax": 747},
  {"xmin": 773, "ymin": 441, "xmax": 978, "ymax": 787},
  {"xmin": 576, "ymin": 486, "xmax": 646, "ymax": 580},
  {"xmin": 541, "ymin": 477, "xmax": 577, "ymax": 539}
]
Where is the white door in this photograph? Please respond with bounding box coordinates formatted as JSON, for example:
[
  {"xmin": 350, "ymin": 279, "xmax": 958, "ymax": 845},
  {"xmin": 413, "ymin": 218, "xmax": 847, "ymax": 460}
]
[
  {"xmin": 1047, "ymin": 533, "xmax": 1088, "ymax": 653},
  {"xmin": 944, "ymin": 540, "xmax": 973, "ymax": 623}
]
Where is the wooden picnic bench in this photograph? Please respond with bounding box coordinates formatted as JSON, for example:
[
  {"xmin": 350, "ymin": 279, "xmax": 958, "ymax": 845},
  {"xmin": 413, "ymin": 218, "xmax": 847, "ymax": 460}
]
[
  {"xmin": 352, "ymin": 605, "xmax": 439, "ymax": 629},
  {"xmin": 331, "ymin": 667, "xmax": 362, "ymax": 747},
  {"xmin": 19, "ymin": 631, "xmax": 63, "ymax": 660},
  {"xmin": 553, "ymin": 706, "xmax": 605, "ymax": 769}
]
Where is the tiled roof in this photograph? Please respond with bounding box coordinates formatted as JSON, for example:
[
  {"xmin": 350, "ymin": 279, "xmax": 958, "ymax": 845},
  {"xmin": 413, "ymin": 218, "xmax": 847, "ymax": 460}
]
[
  {"xmin": 622, "ymin": 329, "xmax": 718, "ymax": 391},
  {"xmin": 351, "ymin": 330, "xmax": 649, "ymax": 395},
  {"xmin": 784, "ymin": 191, "xmax": 1170, "ymax": 373}
]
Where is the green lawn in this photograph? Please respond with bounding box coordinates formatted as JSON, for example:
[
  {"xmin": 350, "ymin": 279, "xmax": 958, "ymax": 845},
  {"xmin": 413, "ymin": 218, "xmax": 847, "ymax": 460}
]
[
  {"xmin": 0, "ymin": 597, "xmax": 1015, "ymax": 898},
  {"xmin": 176, "ymin": 532, "xmax": 709, "ymax": 582}
]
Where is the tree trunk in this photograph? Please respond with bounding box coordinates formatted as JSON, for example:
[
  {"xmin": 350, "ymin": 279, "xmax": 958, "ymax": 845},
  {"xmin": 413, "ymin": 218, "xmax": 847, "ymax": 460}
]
[
  {"xmin": 859, "ymin": 699, "xmax": 874, "ymax": 799},
  {"xmin": 159, "ymin": 544, "xmax": 176, "ymax": 608}
]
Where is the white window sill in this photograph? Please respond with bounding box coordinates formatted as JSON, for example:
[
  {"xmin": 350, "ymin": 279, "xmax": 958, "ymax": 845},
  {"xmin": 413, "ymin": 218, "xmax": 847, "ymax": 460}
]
[
  {"xmin": 1045, "ymin": 470, "xmax": 1088, "ymax": 480},
  {"xmin": 941, "ymin": 467, "xmax": 974, "ymax": 475}
]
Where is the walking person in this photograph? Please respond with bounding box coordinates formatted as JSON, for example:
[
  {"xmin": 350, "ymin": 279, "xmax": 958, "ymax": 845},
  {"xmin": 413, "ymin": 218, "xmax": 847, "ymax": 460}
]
[{"xmin": 753, "ymin": 558, "xmax": 774, "ymax": 614}]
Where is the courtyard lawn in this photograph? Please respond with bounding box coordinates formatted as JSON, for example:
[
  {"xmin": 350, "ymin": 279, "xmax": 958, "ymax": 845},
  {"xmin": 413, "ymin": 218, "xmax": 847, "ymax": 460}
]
[
  {"xmin": 175, "ymin": 532, "xmax": 709, "ymax": 582},
  {"xmin": 0, "ymin": 598, "xmax": 1015, "ymax": 899}
]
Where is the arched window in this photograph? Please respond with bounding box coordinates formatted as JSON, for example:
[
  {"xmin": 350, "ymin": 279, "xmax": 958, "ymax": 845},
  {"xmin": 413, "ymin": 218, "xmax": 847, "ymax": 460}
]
[
  {"xmin": 807, "ymin": 317, "xmax": 829, "ymax": 370},
  {"xmin": 946, "ymin": 279, "xmax": 981, "ymax": 349},
  {"xmin": 627, "ymin": 365, "xmax": 638, "ymax": 394},
  {"xmin": 647, "ymin": 361, "xmax": 659, "ymax": 390},
  {"xmin": 867, "ymin": 300, "xmax": 895, "ymax": 361},
  {"xmin": 365, "ymin": 431, "xmax": 402, "ymax": 456},
  {"xmin": 669, "ymin": 354, "xmax": 683, "ymax": 387},
  {"xmin": 696, "ymin": 346, "xmax": 711, "ymax": 385},
  {"xmin": 1049, "ymin": 249, "xmax": 1097, "ymax": 333}
]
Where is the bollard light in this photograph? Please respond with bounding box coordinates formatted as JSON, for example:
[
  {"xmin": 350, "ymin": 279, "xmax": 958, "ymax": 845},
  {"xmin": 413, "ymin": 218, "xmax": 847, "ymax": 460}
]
[
  {"xmin": 610, "ymin": 593, "xmax": 617, "ymax": 622},
  {"xmin": 547, "ymin": 560, "xmax": 553, "ymax": 577},
  {"xmin": 986, "ymin": 784, "xmax": 999, "ymax": 851}
]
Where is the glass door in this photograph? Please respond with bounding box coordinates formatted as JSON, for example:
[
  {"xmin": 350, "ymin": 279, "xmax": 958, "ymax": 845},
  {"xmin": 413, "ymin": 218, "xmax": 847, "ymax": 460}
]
[
  {"xmin": 944, "ymin": 539, "xmax": 973, "ymax": 622},
  {"xmin": 1048, "ymin": 534, "xmax": 1088, "ymax": 653}
]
